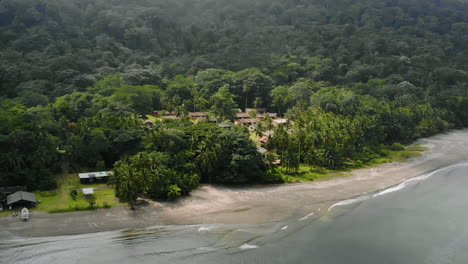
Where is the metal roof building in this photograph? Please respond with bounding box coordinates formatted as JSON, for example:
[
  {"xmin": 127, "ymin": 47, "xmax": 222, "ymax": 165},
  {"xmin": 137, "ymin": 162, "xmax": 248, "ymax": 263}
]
[
  {"xmin": 78, "ymin": 171, "xmax": 112, "ymax": 179},
  {"xmin": 7, "ymin": 191, "xmax": 37, "ymax": 206},
  {"xmin": 79, "ymin": 171, "xmax": 113, "ymax": 184}
]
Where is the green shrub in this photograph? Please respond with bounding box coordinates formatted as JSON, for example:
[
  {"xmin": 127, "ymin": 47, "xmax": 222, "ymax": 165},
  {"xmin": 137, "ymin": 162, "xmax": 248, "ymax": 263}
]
[
  {"xmin": 352, "ymin": 146, "xmax": 378, "ymax": 163},
  {"xmin": 86, "ymin": 194, "xmax": 97, "ymax": 209},
  {"xmin": 167, "ymin": 185, "xmax": 181, "ymax": 200},
  {"xmin": 70, "ymin": 190, "xmax": 78, "ymax": 200},
  {"xmin": 389, "ymin": 143, "xmax": 405, "ymax": 151}
]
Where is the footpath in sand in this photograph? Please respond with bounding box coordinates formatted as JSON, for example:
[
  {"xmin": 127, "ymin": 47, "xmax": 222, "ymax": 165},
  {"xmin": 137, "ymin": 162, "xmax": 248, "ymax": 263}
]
[{"xmin": 1, "ymin": 129, "xmax": 468, "ymax": 238}]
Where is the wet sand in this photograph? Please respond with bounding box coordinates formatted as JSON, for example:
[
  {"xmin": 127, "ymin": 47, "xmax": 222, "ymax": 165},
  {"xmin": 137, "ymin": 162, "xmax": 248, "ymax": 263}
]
[{"xmin": 1, "ymin": 129, "xmax": 468, "ymax": 238}]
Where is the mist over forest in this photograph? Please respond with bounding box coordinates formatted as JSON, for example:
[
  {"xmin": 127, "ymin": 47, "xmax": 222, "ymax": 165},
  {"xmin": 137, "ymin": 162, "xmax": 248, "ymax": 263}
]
[
  {"xmin": 0, "ymin": 0, "xmax": 467, "ymax": 198},
  {"xmin": 1, "ymin": 0, "xmax": 467, "ymax": 98}
]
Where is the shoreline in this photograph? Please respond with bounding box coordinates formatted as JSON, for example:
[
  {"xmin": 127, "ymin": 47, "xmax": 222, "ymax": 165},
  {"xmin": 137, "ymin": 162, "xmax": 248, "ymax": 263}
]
[{"xmin": 2, "ymin": 129, "xmax": 468, "ymax": 238}]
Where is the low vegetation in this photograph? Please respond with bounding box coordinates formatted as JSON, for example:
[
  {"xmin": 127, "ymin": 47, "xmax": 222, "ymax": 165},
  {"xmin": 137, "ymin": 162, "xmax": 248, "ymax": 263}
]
[
  {"xmin": 265, "ymin": 145, "xmax": 427, "ymax": 183},
  {"xmin": 33, "ymin": 174, "xmax": 121, "ymax": 214},
  {"xmin": 0, "ymin": 211, "xmax": 11, "ymax": 217}
]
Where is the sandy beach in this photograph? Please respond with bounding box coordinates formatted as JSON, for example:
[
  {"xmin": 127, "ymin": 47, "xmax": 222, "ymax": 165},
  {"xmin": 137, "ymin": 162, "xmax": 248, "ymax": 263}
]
[{"xmin": 1, "ymin": 129, "xmax": 468, "ymax": 238}]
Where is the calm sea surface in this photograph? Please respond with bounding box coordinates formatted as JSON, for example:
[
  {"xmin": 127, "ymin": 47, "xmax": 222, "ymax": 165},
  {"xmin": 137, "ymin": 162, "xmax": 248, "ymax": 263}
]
[{"xmin": 2, "ymin": 163, "xmax": 468, "ymax": 264}]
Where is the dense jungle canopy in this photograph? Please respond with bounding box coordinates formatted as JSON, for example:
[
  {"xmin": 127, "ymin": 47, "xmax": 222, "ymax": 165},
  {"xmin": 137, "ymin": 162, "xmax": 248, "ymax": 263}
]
[{"xmin": 0, "ymin": 0, "xmax": 467, "ymax": 199}]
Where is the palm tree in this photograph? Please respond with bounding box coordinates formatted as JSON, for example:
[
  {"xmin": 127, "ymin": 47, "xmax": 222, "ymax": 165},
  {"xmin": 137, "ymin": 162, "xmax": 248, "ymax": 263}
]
[
  {"xmin": 196, "ymin": 133, "xmax": 221, "ymax": 183},
  {"xmin": 210, "ymin": 85, "xmax": 237, "ymax": 122},
  {"xmin": 112, "ymin": 161, "xmax": 140, "ymax": 209},
  {"xmin": 243, "ymin": 83, "xmax": 251, "ymax": 110}
]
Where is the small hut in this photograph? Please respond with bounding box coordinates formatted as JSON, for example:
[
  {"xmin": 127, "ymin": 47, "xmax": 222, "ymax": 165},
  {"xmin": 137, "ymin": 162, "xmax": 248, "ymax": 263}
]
[
  {"xmin": 0, "ymin": 186, "xmax": 27, "ymax": 206},
  {"xmin": 7, "ymin": 191, "xmax": 37, "ymax": 209}
]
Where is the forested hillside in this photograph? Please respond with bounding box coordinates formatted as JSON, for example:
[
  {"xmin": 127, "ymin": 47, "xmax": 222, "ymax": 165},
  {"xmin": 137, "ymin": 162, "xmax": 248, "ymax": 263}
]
[
  {"xmin": 1, "ymin": 0, "xmax": 467, "ymax": 99},
  {"xmin": 0, "ymin": 0, "xmax": 467, "ymax": 197}
]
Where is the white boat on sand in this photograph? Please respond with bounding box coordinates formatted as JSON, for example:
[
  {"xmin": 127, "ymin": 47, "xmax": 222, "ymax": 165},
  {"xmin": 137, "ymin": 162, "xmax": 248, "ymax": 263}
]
[{"xmin": 21, "ymin": 208, "xmax": 29, "ymax": 221}]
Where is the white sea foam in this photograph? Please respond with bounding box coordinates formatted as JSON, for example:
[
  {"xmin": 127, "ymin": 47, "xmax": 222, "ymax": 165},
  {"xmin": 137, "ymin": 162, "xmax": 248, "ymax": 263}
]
[
  {"xmin": 299, "ymin": 212, "xmax": 315, "ymax": 221},
  {"xmin": 197, "ymin": 247, "xmax": 217, "ymax": 251},
  {"xmin": 239, "ymin": 243, "xmax": 258, "ymax": 250},
  {"xmin": 328, "ymin": 195, "xmax": 370, "ymax": 211},
  {"xmin": 198, "ymin": 226, "xmax": 214, "ymax": 232},
  {"xmin": 373, "ymin": 163, "xmax": 468, "ymax": 198},
  {"xmin": 325, "ymin": 163, "xmax": 468, "ymax": 213},
  {"xmin": 280, "ymin": 226, "xmax": 288, "ymax": 231},
  {"xmin": 373, "ymin": 183, "xmax": 406, "ymax": 197}
]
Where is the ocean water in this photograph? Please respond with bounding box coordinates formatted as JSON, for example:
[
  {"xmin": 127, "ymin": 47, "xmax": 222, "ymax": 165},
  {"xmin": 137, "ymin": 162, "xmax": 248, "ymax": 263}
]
[{"xmin": 2, "ymin": 163, "xmax": 468, "ymax": 264}]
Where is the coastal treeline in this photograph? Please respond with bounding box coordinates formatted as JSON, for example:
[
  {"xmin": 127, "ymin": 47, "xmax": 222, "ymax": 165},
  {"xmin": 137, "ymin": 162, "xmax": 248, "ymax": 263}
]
[
  {"xmin": 0, "ymin": 0, "xmax": 467, "ymax": 198},
  {"xmin": 269, "ymin": 100, "xmax": 450, "ymax": 172}
]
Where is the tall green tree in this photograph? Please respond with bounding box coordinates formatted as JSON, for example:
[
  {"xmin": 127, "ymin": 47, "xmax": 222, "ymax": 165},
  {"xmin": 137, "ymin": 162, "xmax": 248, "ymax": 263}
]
[
  {"xmin": 111, "ymin": 161, "xmax": 140, "ymax": 209},
  {"xmin": 210, "ymin": 85, "xmax": 237, "ymax": 122}
]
